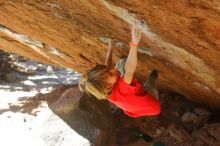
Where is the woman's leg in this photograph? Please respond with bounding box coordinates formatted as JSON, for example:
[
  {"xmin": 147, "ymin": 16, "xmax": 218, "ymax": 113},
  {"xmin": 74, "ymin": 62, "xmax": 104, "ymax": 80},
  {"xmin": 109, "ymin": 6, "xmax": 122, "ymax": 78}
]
[
  {"xmin": 143, "ymin": 69, "xmax": 160, "ymax": 100},
  {"xmin": 146, "ymin": 87, "xmax": 160, "ymax": 100}
]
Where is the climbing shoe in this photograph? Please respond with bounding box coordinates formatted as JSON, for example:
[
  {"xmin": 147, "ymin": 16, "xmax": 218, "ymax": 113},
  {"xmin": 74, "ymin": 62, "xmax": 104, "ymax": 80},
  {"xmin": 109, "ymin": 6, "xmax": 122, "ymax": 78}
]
[{"xmin": 143, "ymin": 69, "xmax": 158, "ymax": 90}]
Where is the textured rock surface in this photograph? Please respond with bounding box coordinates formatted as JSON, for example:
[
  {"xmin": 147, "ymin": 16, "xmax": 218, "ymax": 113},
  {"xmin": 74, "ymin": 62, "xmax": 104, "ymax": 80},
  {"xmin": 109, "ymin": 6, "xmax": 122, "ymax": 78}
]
[{"xmin": 0, "ymin": 0, "xmax": 220, "ymax": 107}]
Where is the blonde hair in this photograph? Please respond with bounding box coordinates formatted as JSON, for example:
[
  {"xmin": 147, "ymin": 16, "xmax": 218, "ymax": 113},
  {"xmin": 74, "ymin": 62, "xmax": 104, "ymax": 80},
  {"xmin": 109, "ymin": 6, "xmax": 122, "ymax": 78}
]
[{"xmin": 78, "ymin": 64, "xmax": 112, "ymax": 100}]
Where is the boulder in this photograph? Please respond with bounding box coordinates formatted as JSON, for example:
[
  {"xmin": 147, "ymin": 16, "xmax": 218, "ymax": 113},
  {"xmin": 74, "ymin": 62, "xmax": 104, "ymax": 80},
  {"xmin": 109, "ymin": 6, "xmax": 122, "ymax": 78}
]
[
  {"xmin": 3, "ymin": 72, "xmax": 17, "ymax": 82},
  {"xmin": 5, "ymin": 84, "xmax": 116, "ymax": 146},
  {"xmin": 0, "ymin": 1, "xmax": 219, "ymax": 108},
  {"xmin": 205, "ymin": 123, "xmax": 220, "ymax": 142},
  {"xmin": 45, "ymin": 85, "xmax": 115, "ymax": 146},
  {"xmin": 168, "ymin": 124, "xmax": 192, "ymax": 143},
  {"xmin": 192, "ymin": 126, "xmax": 220, "ymax": 146},
  {"xmin": 181, "ymin": 112, "xmax": 198, "ymax": 124}
]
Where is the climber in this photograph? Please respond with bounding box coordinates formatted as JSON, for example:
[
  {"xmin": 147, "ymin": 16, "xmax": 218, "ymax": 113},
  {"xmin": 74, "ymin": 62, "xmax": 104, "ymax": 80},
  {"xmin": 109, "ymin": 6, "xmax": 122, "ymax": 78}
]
[{"xmin": 78, "ymin": 25, "xmax": 161, "ymax": 117}]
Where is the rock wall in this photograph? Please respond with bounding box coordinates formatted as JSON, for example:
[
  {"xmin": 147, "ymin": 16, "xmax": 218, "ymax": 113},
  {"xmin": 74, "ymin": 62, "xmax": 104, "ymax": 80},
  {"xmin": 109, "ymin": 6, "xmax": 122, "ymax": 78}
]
[{"xmin": 0, "ymin": 0, "xmax": 220, "ymax": 107}]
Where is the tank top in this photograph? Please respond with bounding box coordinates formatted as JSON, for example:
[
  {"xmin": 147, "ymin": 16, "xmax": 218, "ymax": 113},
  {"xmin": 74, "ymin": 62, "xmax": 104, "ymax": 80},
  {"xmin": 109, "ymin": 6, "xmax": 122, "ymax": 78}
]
[{"xmin": 108, "ymin": 77, "xmax": 161, "ymax": 117}]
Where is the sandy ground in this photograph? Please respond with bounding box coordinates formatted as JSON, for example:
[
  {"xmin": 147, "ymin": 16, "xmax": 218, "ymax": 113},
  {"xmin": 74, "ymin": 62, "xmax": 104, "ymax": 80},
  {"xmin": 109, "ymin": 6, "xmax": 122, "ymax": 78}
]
[{"xmin": 0, "ymin": 62, "xmax": 91, "ymax": 146}]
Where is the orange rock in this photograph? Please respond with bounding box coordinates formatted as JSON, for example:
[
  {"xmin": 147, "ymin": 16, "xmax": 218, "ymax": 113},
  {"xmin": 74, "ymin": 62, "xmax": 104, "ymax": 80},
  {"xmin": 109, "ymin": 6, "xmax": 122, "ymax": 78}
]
[{"xmin": 0, "ymin": 0, "xmax": 219, "ymax": 107}]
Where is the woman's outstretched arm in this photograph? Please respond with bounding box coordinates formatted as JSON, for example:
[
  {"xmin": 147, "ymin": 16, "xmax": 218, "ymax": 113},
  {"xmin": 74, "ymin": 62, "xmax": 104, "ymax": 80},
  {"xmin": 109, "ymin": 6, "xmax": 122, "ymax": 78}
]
[{"xmin": 124, "ymin": 26, "xmax": 142, "ymax": 84}]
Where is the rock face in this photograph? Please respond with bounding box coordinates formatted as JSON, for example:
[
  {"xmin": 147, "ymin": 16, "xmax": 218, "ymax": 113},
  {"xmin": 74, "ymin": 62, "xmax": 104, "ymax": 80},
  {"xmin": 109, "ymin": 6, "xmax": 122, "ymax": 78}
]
[{"xmin": 0, "ymin": 0, "xmax": 220, "ymax": 107}]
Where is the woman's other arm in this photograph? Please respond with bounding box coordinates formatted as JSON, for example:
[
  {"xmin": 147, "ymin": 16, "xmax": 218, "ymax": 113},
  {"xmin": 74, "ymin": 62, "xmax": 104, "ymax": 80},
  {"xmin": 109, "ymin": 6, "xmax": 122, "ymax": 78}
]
[{"xmin": 105, "ymin": 39, "xmax": 113, "ymax": 68}]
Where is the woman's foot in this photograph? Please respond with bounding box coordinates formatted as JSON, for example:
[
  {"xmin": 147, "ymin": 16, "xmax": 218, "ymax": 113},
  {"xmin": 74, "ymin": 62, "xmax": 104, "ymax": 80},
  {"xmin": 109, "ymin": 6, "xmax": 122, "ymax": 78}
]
[
  {"xmin": 143, "ymin": 69, "xmax": 160, "ymax": 100},
  {"xmin": 143, "ymin": 69, "xmax": 158, "ymax": 90}
]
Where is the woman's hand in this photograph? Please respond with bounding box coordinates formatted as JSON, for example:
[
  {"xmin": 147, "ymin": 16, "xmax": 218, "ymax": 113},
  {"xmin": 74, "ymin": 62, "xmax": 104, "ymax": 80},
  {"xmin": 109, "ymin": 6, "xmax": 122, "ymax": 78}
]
[{"xmin": 131, "ymin": 25, "xmax": 142, "ymax": 45}]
